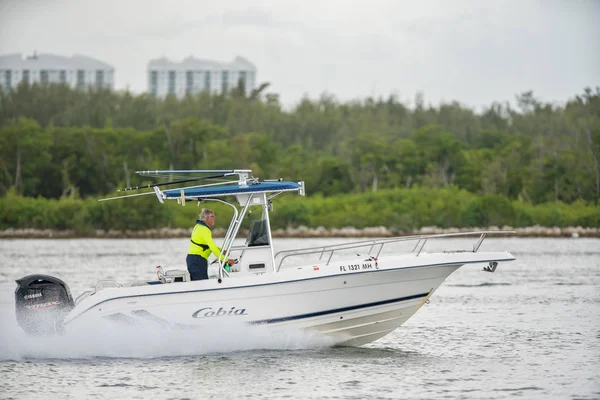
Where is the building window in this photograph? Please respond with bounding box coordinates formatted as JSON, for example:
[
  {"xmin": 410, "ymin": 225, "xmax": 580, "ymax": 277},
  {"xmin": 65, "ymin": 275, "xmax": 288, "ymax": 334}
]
[
  {"xmin": 77, "ymin": 70, "xmax": 85, "ymax": 89},
  {"xmin": 238, "ymin": 71, "xmax": 246, "ymax": 93},
  {"xmin": 168, "ymin": 70, "xmax": 176, "ymax": 94},
  {"xmin": 204, "ymin": 71, "xmax": 210, "ymax": 91},
  {"xmin": 5, "ymin": 70, "xmax": 11, "ymax": 90},
  {"xmin": 186, "ymin": 70, "xmax": 193, "ymax": 94},
  {"xmin": 60, "ymin": 70, "xmax": 67, "ymax": 84},
  {"xmin": 96, "ymin": 70, "xmax": 104, "ymax": 88},
  {"xmin": 221, "ymin": 70, "xmax": 229, "ymax": 93},
  {"xmin": 22, "ymin": 69, "xmax": 30, "ymax": 84},
  {"xmin": 40, "ymin": 70, "xmax": 49, "ymax": 85},
  {"xmin": 150, "ymin": 70, "xmax": 158, "ymax": 96}
]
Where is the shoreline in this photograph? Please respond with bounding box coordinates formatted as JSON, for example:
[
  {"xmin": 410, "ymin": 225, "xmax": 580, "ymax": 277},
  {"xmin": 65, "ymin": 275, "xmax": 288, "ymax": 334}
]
[{"xmin": 0, "ymin": 225, "xmax": 598, "ymax": 239}]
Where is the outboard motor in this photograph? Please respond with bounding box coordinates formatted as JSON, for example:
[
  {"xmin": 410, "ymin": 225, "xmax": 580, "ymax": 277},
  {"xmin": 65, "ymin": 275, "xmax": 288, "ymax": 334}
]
[{"xmin": 15, "ymin": 274, "xmax": 75, "ymax": 335}]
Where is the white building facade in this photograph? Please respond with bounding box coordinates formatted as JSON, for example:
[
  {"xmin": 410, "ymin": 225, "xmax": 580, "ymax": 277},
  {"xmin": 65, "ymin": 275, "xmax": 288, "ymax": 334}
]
[
  {"xmin": 148, "ymin": 56, "xmax": 256, "ymax": 97},
  {"xmin": 0, "ymin": 52, "xmax": 114, "ymax": 92}
]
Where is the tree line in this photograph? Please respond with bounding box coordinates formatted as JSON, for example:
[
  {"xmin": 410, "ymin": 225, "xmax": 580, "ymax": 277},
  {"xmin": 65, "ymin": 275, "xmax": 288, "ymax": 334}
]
[
  {"xmin": 0, "ymin": 83, "xmax": 598, "ymax": 230},
  {"xmin": 1, "ymin": 185, "xmax": 598, "ymax": 233}
]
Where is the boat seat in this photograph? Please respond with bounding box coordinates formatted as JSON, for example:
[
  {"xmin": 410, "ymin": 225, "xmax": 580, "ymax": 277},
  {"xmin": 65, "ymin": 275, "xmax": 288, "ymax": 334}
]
[{"xmin": 161, "ymin": 269, "xmax": 190, "ymax": 283}]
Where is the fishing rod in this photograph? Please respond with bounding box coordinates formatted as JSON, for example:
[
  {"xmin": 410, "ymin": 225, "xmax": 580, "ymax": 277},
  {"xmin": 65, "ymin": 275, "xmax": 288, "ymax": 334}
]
[
  {"xmin": 98, "ymin": 191, "xmax": 156, "ymax": 202},
  {"xmin": 136, "ymin": 169, "xmax": 252, "ymax": 175},
  {"xmin": 117, "ymin": 173, "xmax": 227, "ymax": 192}
]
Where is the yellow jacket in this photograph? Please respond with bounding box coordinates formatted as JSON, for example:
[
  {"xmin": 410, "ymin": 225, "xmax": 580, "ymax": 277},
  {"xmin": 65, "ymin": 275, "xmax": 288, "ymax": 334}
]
[{"xmin": 188, "ymin": 220, "xmax": 228, "ymax": 262}]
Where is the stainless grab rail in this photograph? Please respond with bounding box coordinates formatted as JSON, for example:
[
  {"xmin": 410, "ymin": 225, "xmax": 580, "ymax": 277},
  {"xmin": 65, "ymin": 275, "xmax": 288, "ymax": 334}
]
[{"xmin": 274, "ymin": 230, "xmax": 514, "ymax": 270}]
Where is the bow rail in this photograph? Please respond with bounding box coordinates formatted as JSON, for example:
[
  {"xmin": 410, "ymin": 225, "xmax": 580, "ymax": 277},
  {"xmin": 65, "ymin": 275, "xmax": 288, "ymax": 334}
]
[{"xmin": 274, "ymin": 231, "xmax": 514, "ymax": 271}]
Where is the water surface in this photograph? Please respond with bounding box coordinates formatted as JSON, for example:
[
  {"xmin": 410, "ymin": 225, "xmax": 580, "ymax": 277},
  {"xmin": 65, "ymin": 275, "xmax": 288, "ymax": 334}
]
[{"xmin": 0, "ymin": 237, "xmax": 598, "ymax": 399}]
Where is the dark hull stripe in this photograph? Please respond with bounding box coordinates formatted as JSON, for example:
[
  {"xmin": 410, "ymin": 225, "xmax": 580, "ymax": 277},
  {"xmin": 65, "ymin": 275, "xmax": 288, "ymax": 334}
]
[{"xmin": 251, "ymin": 292, "xmax": 430, "ymax": 324}]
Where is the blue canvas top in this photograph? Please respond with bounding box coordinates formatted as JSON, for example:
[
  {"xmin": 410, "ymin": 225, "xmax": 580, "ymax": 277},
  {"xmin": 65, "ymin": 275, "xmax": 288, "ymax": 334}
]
[{"xmin": 163, "ymin": 181, "xmax": 301, "ymax": 199}]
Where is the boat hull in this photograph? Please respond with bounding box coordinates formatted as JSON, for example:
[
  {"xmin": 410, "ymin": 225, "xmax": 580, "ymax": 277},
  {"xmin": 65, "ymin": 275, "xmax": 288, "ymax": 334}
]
[
  {"xmin": 61, "ymin": 251, "xmax": 514, "ymax": 346},
  {"xmin": 64, "ymin": 264, "xmax": 461, "ymax": 346}
]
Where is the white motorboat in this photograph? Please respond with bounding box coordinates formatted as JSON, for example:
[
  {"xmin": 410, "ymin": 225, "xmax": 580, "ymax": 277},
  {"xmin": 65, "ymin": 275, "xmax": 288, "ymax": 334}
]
[{"xmin": 15, "ymin": 169, "xmax": 516, "ymax": 346}]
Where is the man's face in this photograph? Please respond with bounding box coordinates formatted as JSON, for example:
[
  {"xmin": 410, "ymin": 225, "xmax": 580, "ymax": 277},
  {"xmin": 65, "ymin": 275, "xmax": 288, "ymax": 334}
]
[{"xmin": 206, "ymin": 214, "xmax": 216, "ymax": 227}]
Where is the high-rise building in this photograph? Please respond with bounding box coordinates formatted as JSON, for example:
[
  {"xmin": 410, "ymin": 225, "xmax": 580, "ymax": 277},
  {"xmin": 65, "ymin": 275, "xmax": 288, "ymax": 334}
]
[
  {"xmin": 0, "ymin": 52, "xmax": 114, "ymax": 92},
  {"xmin": 148, "ymin": 56, "xmax": 256, "ymax": 97}
]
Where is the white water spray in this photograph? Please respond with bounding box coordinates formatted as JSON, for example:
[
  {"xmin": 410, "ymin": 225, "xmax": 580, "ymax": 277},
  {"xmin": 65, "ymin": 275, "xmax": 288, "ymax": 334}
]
[{"xmin": 0, "ymin": 291, "xmax": 336, "ymax": 361}]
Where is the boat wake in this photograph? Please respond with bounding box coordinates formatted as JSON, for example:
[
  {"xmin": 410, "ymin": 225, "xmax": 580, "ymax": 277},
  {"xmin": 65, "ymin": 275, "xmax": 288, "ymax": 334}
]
[{"xmin": 0, "ymin": 311, "xmax": 336, "ymax": 361}]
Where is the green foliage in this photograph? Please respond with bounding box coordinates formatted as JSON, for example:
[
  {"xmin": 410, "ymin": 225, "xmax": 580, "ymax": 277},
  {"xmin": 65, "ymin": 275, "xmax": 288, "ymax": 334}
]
[
  {"xmin": 1, "ymin": 84, "xmax": 599, "ymax": 230},
  {"xmin": 0, "ymin": 190, "xmax": 598, "ymax": 232},
  {"xmin": 272, "ymin": 200, "xmax": 312, "ymax": 227},
  {"xmin": 311, "ymin": 157, "xmax": 354, "ymax": 196},
  {"xmin": 515, "ymin": 200, "xmax": 600, "ymax": 227},
  {"xmin": 461, "ymin": 195, "xmax": 516, "ymax": 227}
]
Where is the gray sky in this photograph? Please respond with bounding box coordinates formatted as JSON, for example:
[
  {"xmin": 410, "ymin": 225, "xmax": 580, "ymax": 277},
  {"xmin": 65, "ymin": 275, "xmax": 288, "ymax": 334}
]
[{"xmin": 1, "ymin": 0, "xmax": 598, "ymax": 109}]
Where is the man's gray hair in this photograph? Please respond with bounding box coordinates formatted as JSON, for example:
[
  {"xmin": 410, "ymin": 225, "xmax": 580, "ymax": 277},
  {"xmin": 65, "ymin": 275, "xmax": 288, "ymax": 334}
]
[{"xmin": 199, "ymin": 208, "xmax": 214, "ymax": 221}]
